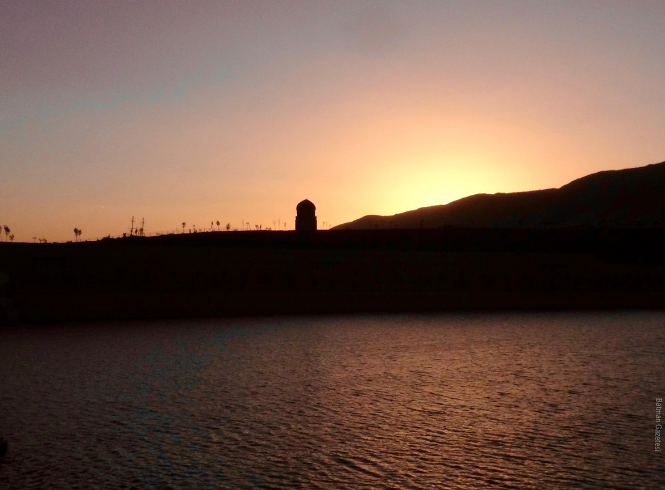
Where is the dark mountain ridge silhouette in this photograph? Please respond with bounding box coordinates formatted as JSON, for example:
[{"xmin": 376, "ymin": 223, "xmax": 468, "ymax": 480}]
[{"xmin": 333, "ymin": 161, "xmax": 665, "ymax": 229}]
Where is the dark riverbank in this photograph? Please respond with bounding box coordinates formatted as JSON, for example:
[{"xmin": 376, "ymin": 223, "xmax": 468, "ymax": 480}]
[{"xmin": 1, "ymin": 228, "xmax": 664, "ymax": 323}]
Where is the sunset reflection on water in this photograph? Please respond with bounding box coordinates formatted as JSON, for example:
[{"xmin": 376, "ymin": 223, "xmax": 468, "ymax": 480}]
[{"xmin": 0, "ymin": 312, "xmax": 663, "ymax": 488}]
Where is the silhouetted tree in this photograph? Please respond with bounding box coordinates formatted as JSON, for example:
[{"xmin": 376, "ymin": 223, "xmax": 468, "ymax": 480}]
[
  {"xmin": 3, "ymin": 225, "xmax": 9, "ymax": 241},
  {"xmin": 226, "ymin": 223, "xmax": 231, "ymax": 231},
  {"xmin": 182, "ymin": 222, "xmax": 186, "ymax": 233},
  {"xmin": 8, "ymin": 234, "xmax": 14, "ymax": 242},
  {"xmin": 73, "ymin": 228, "xmax": 82, "ymax": 241},
  {"xmin": 216, "ymin": 220, "xmax": 220, "ymax": 231}
]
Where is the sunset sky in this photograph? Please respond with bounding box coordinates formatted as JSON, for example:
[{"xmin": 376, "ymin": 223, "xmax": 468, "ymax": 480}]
[{"xmin": 2, "ymin": 1, "xmax": 665, "ymax": 242}]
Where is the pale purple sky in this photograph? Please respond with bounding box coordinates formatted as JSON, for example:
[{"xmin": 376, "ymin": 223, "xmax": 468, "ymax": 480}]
[{"xmin": 2, "ymin": 1, "xmax": 665, "ymax": 241}]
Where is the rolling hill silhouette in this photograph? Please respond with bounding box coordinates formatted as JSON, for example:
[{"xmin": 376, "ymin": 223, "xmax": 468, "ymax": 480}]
[{"xmin": 333, "ymin": 161, "xmax": 665, "ymax": 229}]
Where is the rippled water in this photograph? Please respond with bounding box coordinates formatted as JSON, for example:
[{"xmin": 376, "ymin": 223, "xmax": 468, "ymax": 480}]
[{"xmin": 1, "ymin": 312, "xmax": 664, "ymax": 489}]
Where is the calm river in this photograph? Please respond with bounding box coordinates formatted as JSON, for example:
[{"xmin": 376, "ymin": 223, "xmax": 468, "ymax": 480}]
[{"xmin": 1, "ymin": 312, "xmax": 664, "ymax": 489}]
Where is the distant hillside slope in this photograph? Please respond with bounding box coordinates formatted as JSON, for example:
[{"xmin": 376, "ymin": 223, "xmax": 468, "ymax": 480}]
[{"xmin": 333, "ymin": 161, "xmax": 665, "ymax": 229}]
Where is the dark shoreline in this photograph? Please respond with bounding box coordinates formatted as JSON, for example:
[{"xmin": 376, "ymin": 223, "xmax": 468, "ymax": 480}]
[{"xmin": 2, "ymin": 228, "xmax": 664, "ymax": 324}]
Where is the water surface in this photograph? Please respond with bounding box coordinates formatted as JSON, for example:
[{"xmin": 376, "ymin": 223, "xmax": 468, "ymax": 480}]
[{"xmin": 1, "ymin": 312, "xmax": 664, "ymax": 489}]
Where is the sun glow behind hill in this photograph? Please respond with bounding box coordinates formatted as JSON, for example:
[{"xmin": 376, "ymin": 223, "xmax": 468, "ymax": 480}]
[
  {"xmin": 334, "ymin": 160, "xmax": 665, "ymax": 230},
  {"xmin": 350, "ymin": 114, "xmax": 572, "ymax": 218}
]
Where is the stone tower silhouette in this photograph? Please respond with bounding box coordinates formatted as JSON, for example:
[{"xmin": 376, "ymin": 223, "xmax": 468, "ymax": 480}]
[{"xmin": 295, "ymin": 199, "xmax": 317, "ymax": 231}]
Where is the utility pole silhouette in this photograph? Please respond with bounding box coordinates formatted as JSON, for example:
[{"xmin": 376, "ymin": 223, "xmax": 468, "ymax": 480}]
[{"xmin": 130, "ymin": 216, "xmax": 135, "ymax": 236}]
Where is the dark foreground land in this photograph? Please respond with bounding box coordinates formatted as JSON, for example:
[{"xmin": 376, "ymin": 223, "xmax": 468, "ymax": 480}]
[{"xmin": 1, "ymin": 228, "xmax": 664, "ymax": 323}]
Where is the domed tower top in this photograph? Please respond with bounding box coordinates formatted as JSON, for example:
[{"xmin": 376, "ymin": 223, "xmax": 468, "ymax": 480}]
[
  {"xmin": 295, "ymin": 199, "xmax": 317, "ymax": 231},
  {"xmin": 296, "ymin": 199, "xmax": 316, "ymax": 213}
]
